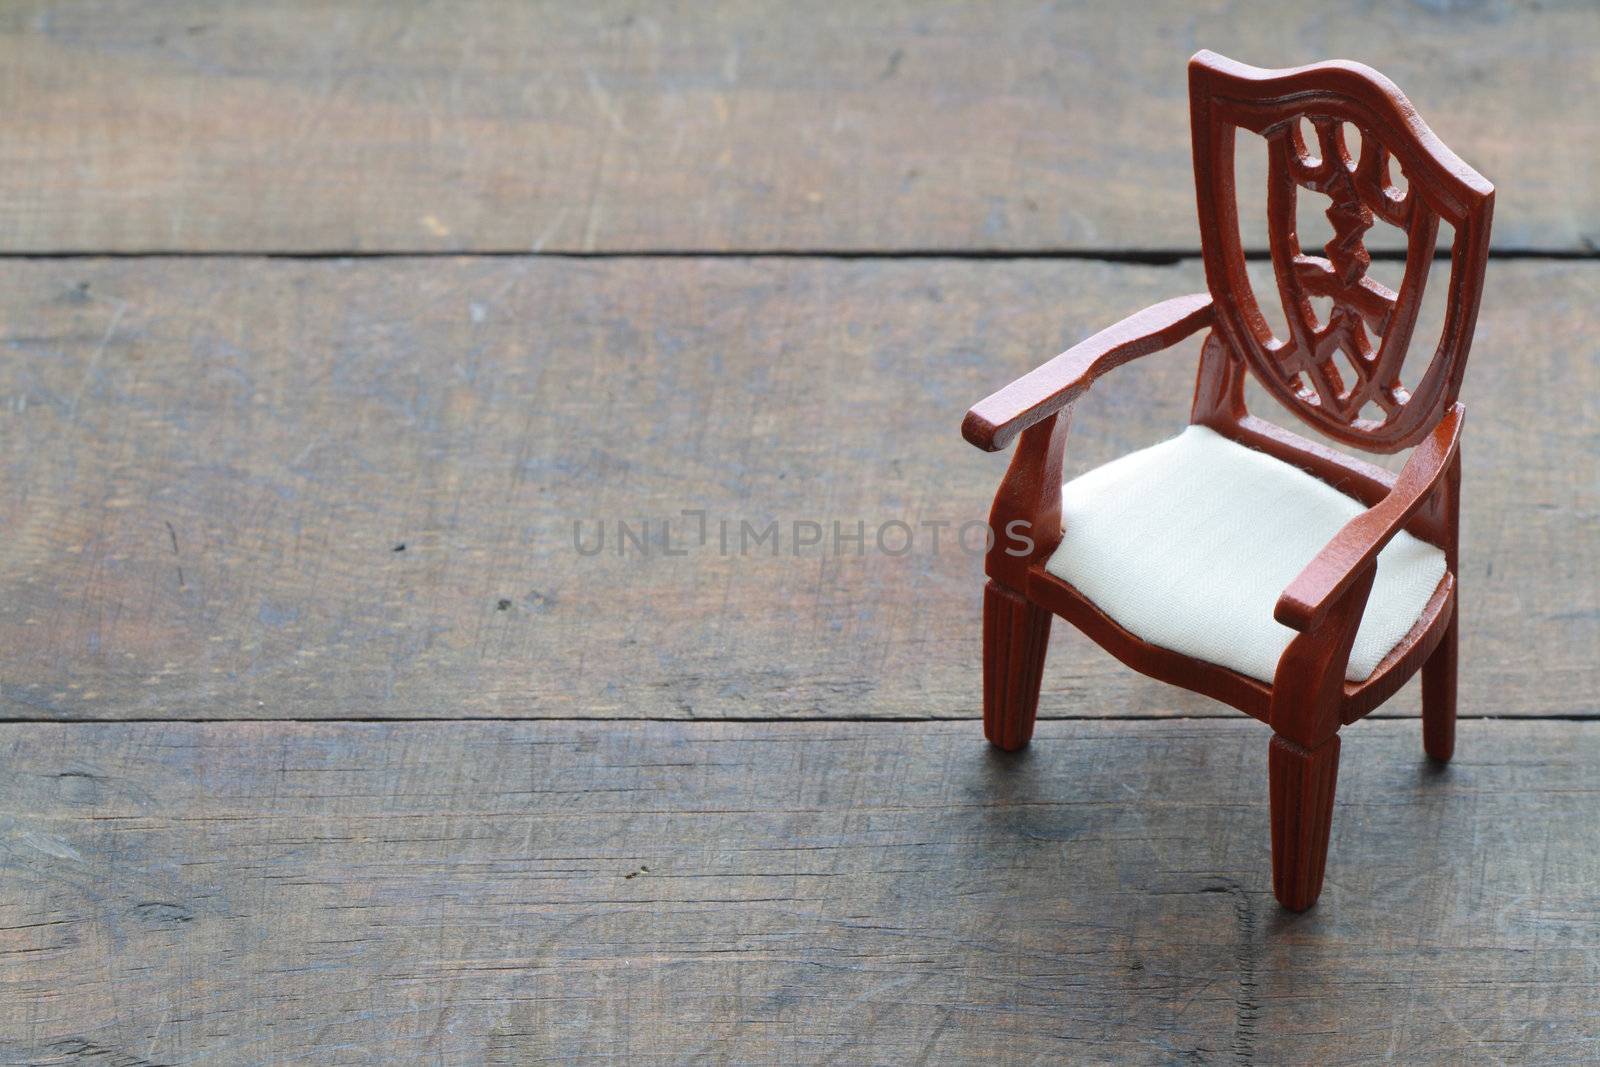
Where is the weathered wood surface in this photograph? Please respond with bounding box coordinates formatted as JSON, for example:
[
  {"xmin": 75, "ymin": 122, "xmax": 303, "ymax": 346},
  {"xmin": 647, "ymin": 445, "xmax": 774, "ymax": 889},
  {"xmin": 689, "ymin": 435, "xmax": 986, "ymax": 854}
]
[
  {"xmin": 2, "ymin": 1, "xmax": 1595, "ymax": 253},
  {"xmin": 2, "ymin": 258, "xmax": 1593, "ymax": 721},
  {"xmin": 0, "ymin": 718, "xmax": 1595, "ymax": 1064}
]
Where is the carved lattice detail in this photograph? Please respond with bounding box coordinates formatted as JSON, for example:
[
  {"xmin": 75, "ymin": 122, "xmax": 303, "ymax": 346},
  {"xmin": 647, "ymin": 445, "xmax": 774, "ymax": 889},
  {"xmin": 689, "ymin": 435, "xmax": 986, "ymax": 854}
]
[
  {"xmin": 1189, "ymin": 53, "xmax": 1494, "ymax": 452},
  {"xmin": 1262, "ymin": 116, "xmax": 1437, "ymax": 433}
]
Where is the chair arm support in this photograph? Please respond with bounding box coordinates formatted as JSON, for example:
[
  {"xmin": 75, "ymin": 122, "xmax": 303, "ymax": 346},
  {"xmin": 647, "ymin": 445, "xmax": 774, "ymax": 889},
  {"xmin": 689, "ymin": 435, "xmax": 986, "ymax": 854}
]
[
  {"xmin": 1275, "ymin": 403, "xmax": 1464, "ymax": 633},
  {"xmin": 962, "ymin": 293, "xmax": 1214, "ymax": 452}
]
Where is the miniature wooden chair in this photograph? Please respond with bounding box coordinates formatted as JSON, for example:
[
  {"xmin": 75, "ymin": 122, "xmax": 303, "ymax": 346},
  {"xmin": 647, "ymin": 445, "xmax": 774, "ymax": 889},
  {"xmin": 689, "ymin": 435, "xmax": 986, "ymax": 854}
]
[{"xmin": 962, "ymin": 52, "xmax": 1493, "ymax": 911}]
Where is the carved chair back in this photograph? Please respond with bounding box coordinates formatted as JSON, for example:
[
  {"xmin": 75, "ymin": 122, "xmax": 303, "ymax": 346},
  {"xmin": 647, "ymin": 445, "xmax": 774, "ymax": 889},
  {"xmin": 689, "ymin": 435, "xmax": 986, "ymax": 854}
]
[{"xmin": 1188, "ymin": 51, "xmax": 1494, "ymax": 453}]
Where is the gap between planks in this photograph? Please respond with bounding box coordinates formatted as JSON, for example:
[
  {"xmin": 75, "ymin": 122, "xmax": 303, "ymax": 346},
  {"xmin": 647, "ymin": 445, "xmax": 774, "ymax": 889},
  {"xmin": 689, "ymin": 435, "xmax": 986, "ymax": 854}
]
[
  {"xmin": 0, "ymin": 248, "xmax": 1594, "ymax": 262},
  {"xmin": 1, "ymin": 713, "xmax": 1595, "ymax": 725}
]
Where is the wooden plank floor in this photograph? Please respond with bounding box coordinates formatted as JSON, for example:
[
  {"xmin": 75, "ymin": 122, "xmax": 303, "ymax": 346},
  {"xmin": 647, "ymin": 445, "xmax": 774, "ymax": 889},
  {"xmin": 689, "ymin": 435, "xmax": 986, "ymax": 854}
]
[
  {"xmin": 2, "ymin": 4, "xmax": 1597, "ymax": 1064},
  {"xmin": 0, "ymin": 258, "xmax": 1593, "ymax": 722},
  {"xmin": 2, "ymin": 719, "xmax": 1598, "ymax": 1064},
  {"xmin": 1, "ymin": 1, "xmax": 1596, "ymax": 253}
]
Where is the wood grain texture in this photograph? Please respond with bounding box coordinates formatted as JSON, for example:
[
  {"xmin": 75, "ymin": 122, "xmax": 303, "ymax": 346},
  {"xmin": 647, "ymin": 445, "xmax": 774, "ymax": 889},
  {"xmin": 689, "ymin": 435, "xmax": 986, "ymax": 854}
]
[
  {"xmin": 0, "ymin": 0, "xmax": 1594, "ymax": 253},
  {"xmin": 0, "ymin": 257, "xmax": 1593, "ymax": 721},
  {"xmin": 0, "ymin": 718, "xmax": 1597, "ymax": 1064}
]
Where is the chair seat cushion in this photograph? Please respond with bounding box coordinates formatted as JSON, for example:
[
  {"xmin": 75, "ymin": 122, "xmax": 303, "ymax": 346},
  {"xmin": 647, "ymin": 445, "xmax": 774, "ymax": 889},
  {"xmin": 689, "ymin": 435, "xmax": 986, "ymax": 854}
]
[{"xmin": 1044, "ymin": 424, "xmax": 1447, "ymax": 684}]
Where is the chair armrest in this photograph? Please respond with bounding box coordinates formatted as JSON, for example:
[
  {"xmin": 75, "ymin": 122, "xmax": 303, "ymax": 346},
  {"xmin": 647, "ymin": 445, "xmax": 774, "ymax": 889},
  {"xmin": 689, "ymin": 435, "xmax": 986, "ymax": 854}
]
[
  {"xmin": 1275, "ymin": 403, "xmax": 1464, "ymax": 632},
  {"xmin": 962, "ymin": 293, "xmax": 1214, "ymax": 452}
]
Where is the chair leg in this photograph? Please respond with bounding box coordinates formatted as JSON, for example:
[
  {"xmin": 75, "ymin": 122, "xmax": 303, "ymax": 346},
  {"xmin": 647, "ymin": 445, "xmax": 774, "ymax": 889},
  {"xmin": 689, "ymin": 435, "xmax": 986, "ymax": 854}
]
[
  {"xmin": 1421, "ymin": 610, "xmax": 1458, "ymax": 762},
  {"xmin": 1268, "ymin": 733, "xmax": 1341, "ymax": 912},
  {"xmin": 982, "ymin": 580, "xmax": 1051, "ymax": 752}
]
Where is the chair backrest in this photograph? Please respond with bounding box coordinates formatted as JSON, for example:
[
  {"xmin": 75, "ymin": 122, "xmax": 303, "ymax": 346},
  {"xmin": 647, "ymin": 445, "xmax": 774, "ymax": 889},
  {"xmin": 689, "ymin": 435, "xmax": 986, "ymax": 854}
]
[{"xmin": 1188, "ymin": 51, "xmax": 1494, "ymax": 453}]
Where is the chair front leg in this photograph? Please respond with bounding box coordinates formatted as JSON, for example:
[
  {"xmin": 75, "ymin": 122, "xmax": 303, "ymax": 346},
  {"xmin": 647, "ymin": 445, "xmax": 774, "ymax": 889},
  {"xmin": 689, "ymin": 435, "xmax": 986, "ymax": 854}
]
[
  {"xmin": 983, "ymin": 580, "xmax": 1052, "ymax": 751},
  {"xmin": 1269, "ymin": 732, "xmax": 1341, "ymax": 911},
  {"xmin": 1266, "ymin": 569, "xmax": 1375, "ymax": 911},
  {"xmin": 979, "ymin": 412, "xmax": 1067, "ymax": 752}
]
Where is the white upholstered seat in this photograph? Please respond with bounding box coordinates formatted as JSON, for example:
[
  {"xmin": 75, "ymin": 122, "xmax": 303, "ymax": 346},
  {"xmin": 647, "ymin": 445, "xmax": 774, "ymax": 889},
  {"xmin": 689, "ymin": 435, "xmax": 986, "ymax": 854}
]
[{"xmin": 1044, "ymin": 425, "xmax": 1447, "ymax": 683}]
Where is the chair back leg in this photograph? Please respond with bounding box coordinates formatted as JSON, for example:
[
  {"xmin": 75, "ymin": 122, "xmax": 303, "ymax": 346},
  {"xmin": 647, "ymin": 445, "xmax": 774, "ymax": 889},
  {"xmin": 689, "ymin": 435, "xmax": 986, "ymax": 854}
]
[
  {"xmin": 1421, "ymin": 452, "xmax": 1461, "ymax": 763},
  {"xmin": 983, "ymin": 581, "xmax": 1052, "ymax": 751},
  {"xmin": 1421, "ymin": 610, "xmax": 1458, "ymax": 762}
]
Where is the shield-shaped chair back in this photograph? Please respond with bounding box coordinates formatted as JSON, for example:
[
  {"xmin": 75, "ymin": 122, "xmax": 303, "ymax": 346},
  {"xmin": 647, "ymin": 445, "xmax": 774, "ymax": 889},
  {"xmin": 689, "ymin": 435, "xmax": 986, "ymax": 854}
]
[{"xmin": 1189, "ymin": 51, "xmax": 1494, "ymax": 452}]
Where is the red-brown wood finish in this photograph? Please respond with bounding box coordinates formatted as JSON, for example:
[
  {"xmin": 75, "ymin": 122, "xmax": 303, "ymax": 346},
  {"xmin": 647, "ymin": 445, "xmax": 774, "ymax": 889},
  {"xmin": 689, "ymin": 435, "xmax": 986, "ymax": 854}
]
[
  {"xmin": 966, "ymin": 52, "xmax": 1494, "ymax": 911},
  {"xmin": 1189, "ymin": 51, "xmax": 1494, "ymax": 453},
  {"xmin": 982, "ymin": 581, "xmax": 1052, "ymax": 752},
  {"xmin": 1269, "ymin": 733, "xmax": 1342, "ymax": 912},
  {"xmin": 1421, "ymin": 447, "xmax": 1463, "ymax": 761}
]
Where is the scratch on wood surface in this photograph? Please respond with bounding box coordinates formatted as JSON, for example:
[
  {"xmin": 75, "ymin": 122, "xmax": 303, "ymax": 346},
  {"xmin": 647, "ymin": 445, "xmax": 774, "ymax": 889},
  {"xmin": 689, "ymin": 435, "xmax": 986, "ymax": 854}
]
[
  {"xmin": 67, "ymin": 300, "xmax": 126, "ymax": 420},
  {"xmin": 163, "ymin": 520, "xmax": 185, "ymax": 589},
  {"xmin": 580, "ymin": 139, "xmax": 609, "ymax": 252},
  {"xmin": 1225, "ymin": 880, "xmax": 1260, "ymax": 1065},
  {"xmin": 11, "ymin": 830, "xmax": 85, "ymax": 863},
  {"xmin": 581, "ymin": 64, "xmax": 628, "ymax": 137},
  {"xmin": 530, "ymin": 207, "xmax": 570, "ymax": 252},
  {"xmin": 23, "ymin": 1039, "xmax": 172, "ymax": 1067}
]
